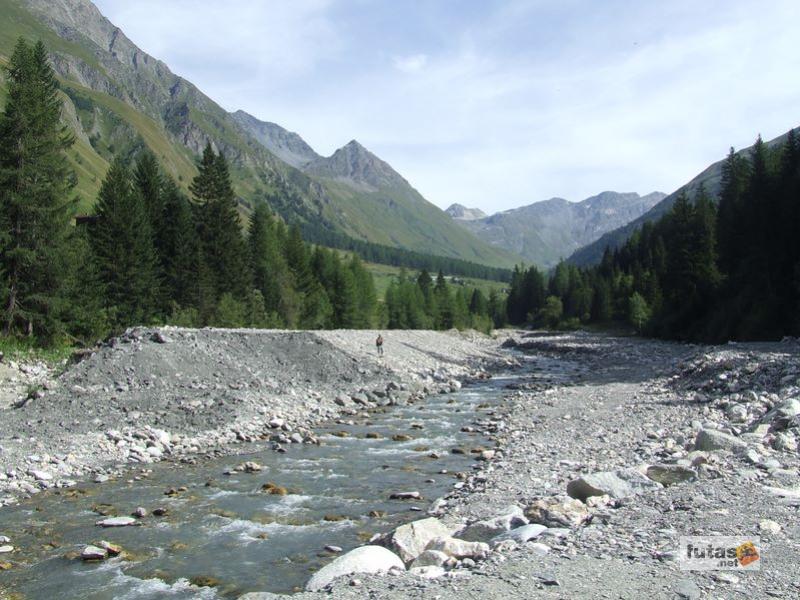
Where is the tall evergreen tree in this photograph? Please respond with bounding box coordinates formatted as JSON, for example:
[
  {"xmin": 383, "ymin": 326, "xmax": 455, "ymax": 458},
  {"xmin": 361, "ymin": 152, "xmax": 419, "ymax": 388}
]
[
  {"xmin": 190, "ymin": 143, "xmax": 250, "ymax": 302},
  {"xmin": 159, "ymin": 178, "xmax": 198, "ymax": 310},
  {"xmin": 0, "ymin": 39, "xmax": 77, "ymax": 341},
  {"xmin": 90, "ymin": 158, "xmax": 159, "ymax": 327}
]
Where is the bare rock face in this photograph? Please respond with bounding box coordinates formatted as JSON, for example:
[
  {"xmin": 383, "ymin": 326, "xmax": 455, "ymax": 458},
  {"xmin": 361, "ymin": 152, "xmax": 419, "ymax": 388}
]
[{"xmin": 304, "ymin": 545, "xmax": 405, "ymax": 591}]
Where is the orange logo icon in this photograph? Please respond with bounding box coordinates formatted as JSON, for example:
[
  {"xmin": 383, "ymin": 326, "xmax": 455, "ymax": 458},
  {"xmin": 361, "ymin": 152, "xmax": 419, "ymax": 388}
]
[{"xmin": 736, "ymin": 541, "xmax": 759, "ymax": 567}]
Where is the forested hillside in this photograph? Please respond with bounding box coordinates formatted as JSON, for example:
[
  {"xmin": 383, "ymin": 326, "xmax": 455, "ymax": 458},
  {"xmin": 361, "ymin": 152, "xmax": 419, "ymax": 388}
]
[{"xmin": 505, "ymin": 132, "xmax": 800, "ymax": 342}]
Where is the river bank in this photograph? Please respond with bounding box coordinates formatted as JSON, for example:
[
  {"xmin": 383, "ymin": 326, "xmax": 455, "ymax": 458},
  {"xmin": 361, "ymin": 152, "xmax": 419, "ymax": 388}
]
[
  {"xmin": 0, "ymin": 328, "xmax": 513, "ymax": 506},
  {"xmin": 289, "ymin": 332, "xmax": 800, "ymax": 599}
]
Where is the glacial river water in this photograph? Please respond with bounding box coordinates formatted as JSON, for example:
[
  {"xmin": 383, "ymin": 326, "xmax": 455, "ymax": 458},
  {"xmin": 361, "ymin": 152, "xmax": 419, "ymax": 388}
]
[{"xmin": 0, "ymin": 354, "xmax": 575, "ymax": 599}]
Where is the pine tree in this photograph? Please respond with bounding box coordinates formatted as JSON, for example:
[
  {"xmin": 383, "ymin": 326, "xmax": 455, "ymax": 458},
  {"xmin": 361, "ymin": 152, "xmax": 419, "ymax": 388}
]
[
  {"xmin": 90, "ymin": 158, "xmax": 159, "ymax": 327},
  {"xmin": 434, "ymin": 271, "xmax": 454, "ymax": 329},
  {"xmin": 191, "ymin": 143, "xmax": 250, "ymax": 302},
  {"xmin": 159, "ymin": 178, "xmax": 198, "ymax": 310},
  {"xmin": 0, "ymin": 39, "xmax": 77, "ymax": 342},
  {"xmin": 349, "ymin": 255, "xmax": 377, "ymax": 328}
]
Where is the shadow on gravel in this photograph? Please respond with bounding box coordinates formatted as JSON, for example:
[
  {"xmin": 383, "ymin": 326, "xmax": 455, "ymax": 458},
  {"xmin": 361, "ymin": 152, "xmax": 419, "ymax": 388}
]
[{"xmin": 399, "ymin": 342, "xmax": 472, "ymax": 367}]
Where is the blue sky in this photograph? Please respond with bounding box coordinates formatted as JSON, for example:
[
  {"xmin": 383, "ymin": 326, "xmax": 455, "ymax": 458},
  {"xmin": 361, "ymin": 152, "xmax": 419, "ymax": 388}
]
[{"xmin": 93, "ymin": 0, "xmax": 800, "ymax": 212}]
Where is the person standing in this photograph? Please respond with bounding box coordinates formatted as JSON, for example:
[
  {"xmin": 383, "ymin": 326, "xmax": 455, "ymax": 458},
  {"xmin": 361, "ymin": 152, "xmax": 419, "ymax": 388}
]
[{"xmin": 375, "ymin": 334, "xmax": 384, "ymax": 356}]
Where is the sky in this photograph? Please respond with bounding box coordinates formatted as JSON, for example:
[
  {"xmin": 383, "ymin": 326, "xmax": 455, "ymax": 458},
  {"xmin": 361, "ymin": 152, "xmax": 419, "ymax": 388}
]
[{"xmin": 93, "ymin": 0, "xmax": 800, "ymax": 213}]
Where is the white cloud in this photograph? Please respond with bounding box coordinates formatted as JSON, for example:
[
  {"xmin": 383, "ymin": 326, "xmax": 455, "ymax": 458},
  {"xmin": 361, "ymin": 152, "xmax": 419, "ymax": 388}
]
[{"xmin": 393, "ymin": 53, "xmax": 428, "ymax": 73}]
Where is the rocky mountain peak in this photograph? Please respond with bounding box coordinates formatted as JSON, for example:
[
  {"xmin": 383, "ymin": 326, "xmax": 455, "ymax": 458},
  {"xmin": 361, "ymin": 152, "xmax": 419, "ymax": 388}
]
[
  {"xmin": 445, "ymin": 204, "xmax": 488, "ymax": 221},
  {"xmin": 231, "ymin": 110, "xmax": 320, "ymax": 168},
  {"xmin": 303, "ymin": 139, "xmax": 407, "ymax": 191}
]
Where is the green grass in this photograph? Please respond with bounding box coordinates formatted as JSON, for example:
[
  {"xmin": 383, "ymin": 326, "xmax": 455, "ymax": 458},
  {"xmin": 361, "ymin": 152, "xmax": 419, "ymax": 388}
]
[
  {"xmin": 364, "ymin": 261, "xmax": 508, "ymax": 298},
  {"xmin": 320, "ymin": 179, "xmax": 521, "ymax": 269},
  {"xmin": 0, "ymin": 336, "xmax": 75, "ymax": 365}
]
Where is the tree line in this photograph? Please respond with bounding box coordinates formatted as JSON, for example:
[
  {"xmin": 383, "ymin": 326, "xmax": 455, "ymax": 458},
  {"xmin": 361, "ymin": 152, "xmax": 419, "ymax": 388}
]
[
  {"xmin": 299, "ymin": 222, "xmax": 513, "ymax": 283},
  {"xmin": 384, "ymin": 269, "xmax": 506, "ymax": 333},
  {"xmin": 505, "ymin": 132, "xmax": 800, "ymax": 341}
]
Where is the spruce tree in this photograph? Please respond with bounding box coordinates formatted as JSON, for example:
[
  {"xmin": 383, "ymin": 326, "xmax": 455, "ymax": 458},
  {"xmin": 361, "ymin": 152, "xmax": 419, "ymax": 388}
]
[
  {"xmin": 191, "ymin": 143, "xmax": 250, "ymax": 302},
  {"xmin": 0, "ymin": 39, "xmax": 77, "ymax": 341},
  {"xmin": 159, "ymin": 178, "xmax": 198, "ymax": 310},
  {"xmin": 90, "ymin": 158, "xmax": 159, "ymax": 327}
]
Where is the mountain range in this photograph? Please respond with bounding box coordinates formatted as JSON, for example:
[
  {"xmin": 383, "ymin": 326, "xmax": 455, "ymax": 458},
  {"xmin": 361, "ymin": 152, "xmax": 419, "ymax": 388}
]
[
  {"xmin": 0, "ymin": 0, "xmax": 520, "ymax": 268},
  {"xmin": 446, "ymin": 192, "xmax": 665, "ymax": 269}
]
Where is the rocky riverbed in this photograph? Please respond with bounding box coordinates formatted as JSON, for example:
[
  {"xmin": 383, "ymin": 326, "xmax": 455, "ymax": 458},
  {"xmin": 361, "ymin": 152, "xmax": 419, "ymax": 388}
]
[
  {"xmin": 1, "ymin": 329, "xmax": 799, "ymax": 599},
  {"xmin": 0, "ymin": 328, "xmax": 511, "ymax": 506},
  {"xmin": 275, "ymin": 332, "xmax": 800, "ymax": 600}
]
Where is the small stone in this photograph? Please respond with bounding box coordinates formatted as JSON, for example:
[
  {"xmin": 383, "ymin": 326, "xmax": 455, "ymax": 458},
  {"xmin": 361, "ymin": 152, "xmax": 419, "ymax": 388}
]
[
  {"xmin": 759, "ymin": 519, "xmax": 781, "ymax": 535},
  {"xmin": 28, "ymin": 470, "xmax": 52, "ymax": 482},
  {"xmin": 98, "ymin": 540, "xmax": 122, "ymax": 556},
  {"xmin": 645, "ymin": 464, "xmax": 697, "ymax": 486},
  {"xmin": 132, "ymin": 507, "xmax": 147, "ymax": 518},
  {"xmin": 390, "ymin": 491, "xmax": 422, "ymax": 500},
  {"xmin": 152, "ymin": 507, "xmax": 169, "ymax": 516},
  {"xmin": 0, "ymin": 545, "xmax": 13, "ymax": 554},
  {"xmin": 325, "ymin": 545, "xmax": 343, "ymax": 553},
  {"xmin": 81, "ymin": 545, "xmax": 107, "ymax": 560}
]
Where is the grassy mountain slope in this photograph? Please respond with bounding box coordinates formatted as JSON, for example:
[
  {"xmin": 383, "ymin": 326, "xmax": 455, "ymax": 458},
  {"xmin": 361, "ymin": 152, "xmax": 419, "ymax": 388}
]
[
  {"xmin": 0, "ymin": 0, "xmax": 521, "ymax": 268},
  {"xmin": 568, "ymin": 129, "xmax": 797, "ymax": 266}
]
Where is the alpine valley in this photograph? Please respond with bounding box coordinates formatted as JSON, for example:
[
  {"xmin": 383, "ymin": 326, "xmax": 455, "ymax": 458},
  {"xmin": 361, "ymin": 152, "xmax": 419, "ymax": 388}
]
[{"xmin": 0, "ymin": 0, "xmax": 522, "ymax": 268}]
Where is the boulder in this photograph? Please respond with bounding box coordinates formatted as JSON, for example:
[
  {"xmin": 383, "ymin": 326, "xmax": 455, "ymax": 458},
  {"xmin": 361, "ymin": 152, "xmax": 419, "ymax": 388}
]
[
  {"xmin": 409, "ymin": 565, "xmax": 446, "ymax": 579},
  {"xmin": 95, "ymin": 517, "xmax": 138, "ymax": 527},
  {"xmin": 566, "ymin": 468, "xmax": 662, "ymax": 501},
  {"xmin": 425, "ymin": 536, "xmax": 490, "ymax": 560},
  {"xmin": 458, "ymin": 506, "xmax": 528, "ymax": 541},
  {"xmin": 305, "ymin": 545, "xmax": 404, "ymax": 591},
  {"xmin": 694, "ymin": 429, "xmax": 748, "ymax": 452},
  {"xmin": 490, "ymin": 524, "xmax": 547, "ymax": 546},
  {"xmin": 385, "ymin": 518, "xmax": 453, "ymax": 564},
  {"xmin": 409, "ymin": 549, "xmax": 453, "ymax": 569},
  {"xmin": 645, "ymin": 464, "xmax": 697, "ymax": 486},
  {"xmin": 762, "ymin": 399, "xmax": 800, "ymax": 429},
  {"xmin": 525, "ymin": 497, "xmax": 590, "ymax": 528}
]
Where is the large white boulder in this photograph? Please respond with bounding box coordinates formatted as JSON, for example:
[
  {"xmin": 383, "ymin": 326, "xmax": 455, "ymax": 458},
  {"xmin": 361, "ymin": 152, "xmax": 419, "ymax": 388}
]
[
  {"xmin": 305, "ymin": 545, "xmax": 405, "ymax": 591},
  {"xmin": 386, "ymin": 517, "xmax": 453, "ymax": 564}
]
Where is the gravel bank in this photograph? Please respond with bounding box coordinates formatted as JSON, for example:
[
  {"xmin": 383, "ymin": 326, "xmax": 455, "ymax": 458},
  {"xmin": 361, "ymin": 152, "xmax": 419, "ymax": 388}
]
[
  {"xmin": 284, "ymin": 332, "xmax": 800, "ymax": 599},
  {"xmin": 0, "ymin": 327, "xmax": 511, "ymax": 505}
]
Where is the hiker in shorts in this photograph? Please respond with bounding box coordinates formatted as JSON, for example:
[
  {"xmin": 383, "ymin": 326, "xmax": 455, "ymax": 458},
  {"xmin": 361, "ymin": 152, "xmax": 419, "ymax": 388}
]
[{"xmin": 376, "ymin": 334, "xmax": 384, "ymax": 356}]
